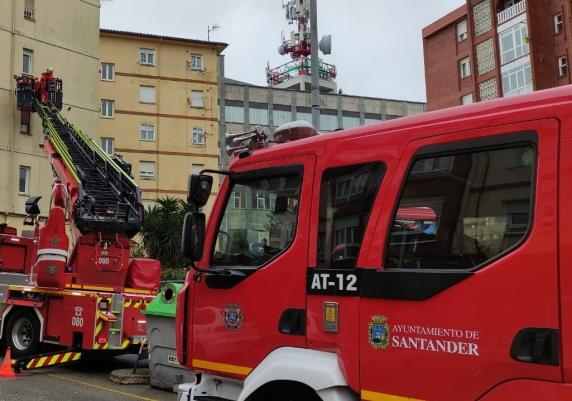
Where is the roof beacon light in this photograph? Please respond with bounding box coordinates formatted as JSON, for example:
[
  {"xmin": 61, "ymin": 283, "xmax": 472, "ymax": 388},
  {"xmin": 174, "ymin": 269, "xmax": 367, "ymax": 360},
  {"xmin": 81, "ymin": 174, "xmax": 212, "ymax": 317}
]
[{"xmin": 273, "ymin": 120, "xmax": 319, "ymax": 144}]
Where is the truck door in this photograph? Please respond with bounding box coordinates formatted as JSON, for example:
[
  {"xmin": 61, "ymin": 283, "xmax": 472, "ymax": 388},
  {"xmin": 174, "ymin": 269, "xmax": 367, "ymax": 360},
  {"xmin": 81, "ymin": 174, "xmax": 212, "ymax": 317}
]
[
  {"xmin": 190, "ymin": 155, "xmax": 314, "ymax": 379},
  {"xmin": 359, "ymin": 121, "xmax": 560, "ymax": 401}
]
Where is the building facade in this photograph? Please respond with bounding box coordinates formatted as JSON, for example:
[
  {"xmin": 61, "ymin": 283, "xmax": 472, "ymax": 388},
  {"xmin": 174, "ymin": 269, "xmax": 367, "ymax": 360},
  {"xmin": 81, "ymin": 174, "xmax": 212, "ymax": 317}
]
[
  {"xmin": 99, "ymin": 30, "xmax": 227, "ymax": 211},
  {"xmin": 220, "ymin": 73, "xmax": 426, "ymax": 166},
  {"xmin": 0, "ymin": 0, "xmax": 101, "ymax": 232},
  {"xmin": 423, "ymin": 0, "xmax": 572, "ymax": 111}
]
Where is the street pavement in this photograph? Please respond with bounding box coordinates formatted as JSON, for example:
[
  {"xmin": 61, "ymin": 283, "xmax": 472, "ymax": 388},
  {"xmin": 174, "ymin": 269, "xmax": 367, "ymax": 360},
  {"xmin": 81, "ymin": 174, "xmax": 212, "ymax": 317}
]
[{"xmin": 0, "ymin": 354, "xmax": 178, "ymax": 401}]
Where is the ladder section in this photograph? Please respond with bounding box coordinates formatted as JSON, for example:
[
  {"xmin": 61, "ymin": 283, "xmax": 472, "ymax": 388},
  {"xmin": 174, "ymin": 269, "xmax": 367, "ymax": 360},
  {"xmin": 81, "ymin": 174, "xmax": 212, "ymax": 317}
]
[
  {"xmin": 37, "ymin": 101, "xmax": 143, "ymax": 237},
  {"xmin": 108, "ymin": 293, "xmax": 125, "ymax": 349}
]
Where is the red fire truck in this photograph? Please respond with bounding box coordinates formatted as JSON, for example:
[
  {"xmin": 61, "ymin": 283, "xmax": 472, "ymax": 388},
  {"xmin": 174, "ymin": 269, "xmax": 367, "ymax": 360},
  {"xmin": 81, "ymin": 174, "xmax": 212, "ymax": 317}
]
[
  {"xmin": 175, "ymin": 85, "xmax": 572, "ymax": 401},
  {"xmin": 0, "ymin": 73, "xmax": 160, "ymax": 366}
]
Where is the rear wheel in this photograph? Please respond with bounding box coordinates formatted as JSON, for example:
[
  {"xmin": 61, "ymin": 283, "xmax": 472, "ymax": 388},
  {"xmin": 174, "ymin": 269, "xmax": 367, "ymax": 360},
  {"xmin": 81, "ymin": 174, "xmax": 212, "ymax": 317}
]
[
  {"xmin": 248, "ymin": 381, "xmax": 322, "ymax": 401},
  {"xmin": 5, "ymin": 309, "xmax": 41, "ymax": 357}
]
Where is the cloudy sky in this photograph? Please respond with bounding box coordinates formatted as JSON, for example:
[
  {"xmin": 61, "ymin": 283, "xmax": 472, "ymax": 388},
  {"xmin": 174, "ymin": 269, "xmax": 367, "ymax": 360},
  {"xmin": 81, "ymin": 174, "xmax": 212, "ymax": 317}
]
[{"xmin": 101, "ymin": 0, "xmax": 464, "ymax": 103}]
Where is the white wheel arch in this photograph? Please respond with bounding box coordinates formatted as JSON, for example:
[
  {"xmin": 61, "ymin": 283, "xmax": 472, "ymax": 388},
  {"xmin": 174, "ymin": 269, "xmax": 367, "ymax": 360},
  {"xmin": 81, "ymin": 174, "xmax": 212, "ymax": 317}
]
[{"xmin": 238, "ymin": 347, "xmax": 357, "ymax": 401}]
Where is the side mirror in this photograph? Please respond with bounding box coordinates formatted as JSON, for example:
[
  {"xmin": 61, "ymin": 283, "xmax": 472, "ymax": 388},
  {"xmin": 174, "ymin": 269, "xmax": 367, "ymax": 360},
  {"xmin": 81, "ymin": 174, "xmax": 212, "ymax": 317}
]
[
  {"xmin": 187, "ymin": 174, "xmax": 213, "ymax": 208},
  {"xmin": 182, "ymin": 212, "xmax": 206, "ymax": 262}
]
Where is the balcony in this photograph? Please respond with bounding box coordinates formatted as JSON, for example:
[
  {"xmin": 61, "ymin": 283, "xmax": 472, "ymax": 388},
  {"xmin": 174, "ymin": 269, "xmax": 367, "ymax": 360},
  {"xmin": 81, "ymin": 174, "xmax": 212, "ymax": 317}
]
[
  {"xmin": 497, "ymin": 1, "xmax": 525, "ymax": 25},
  {"xmin": 23, "ymin": 7, "xmax": 34, "ymax": 21}
]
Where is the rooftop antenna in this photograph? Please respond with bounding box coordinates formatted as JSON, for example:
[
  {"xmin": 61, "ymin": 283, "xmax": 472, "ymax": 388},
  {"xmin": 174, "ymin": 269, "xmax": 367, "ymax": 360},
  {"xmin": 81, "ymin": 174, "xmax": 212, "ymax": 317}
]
[{"xmin": 208, "ymin": 23, "xmax": 220, "ymax": 41}]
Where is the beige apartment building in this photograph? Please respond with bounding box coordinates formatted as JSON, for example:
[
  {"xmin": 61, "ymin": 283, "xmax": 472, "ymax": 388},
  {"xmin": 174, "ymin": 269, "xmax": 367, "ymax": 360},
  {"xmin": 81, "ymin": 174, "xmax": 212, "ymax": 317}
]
[
  {"xmin": 99, "ymin": 30, "xmax": 227, "ymax": 211},
  {"xmin": 0, "ymin": 0, "xmax": 101, "ymax": 232}
]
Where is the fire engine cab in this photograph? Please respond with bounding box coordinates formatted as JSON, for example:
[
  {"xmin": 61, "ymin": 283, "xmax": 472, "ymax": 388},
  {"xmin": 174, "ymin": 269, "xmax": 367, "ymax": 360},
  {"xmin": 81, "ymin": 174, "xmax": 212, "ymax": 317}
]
[{"xmin": 176, "ymin": 85, "xmax": 572, "ymax": 401}]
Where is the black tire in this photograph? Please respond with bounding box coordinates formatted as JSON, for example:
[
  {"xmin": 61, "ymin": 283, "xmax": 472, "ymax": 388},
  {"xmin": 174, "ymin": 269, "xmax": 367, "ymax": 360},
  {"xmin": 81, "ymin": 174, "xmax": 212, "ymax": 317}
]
[
  {"xmin": 4, "ymin": 309, "xmax": 41, "ymax": 358},
  {"xmin": 249, "ymin": 381, "xmax": 322, "ymax": 401}
]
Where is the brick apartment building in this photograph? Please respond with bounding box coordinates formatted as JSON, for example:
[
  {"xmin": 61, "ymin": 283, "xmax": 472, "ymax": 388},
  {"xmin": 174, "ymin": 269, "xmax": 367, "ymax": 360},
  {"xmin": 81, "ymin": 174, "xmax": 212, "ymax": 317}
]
[{"xmin": 423, "ymin": 0, "xmax": 572, "ymax": 111}]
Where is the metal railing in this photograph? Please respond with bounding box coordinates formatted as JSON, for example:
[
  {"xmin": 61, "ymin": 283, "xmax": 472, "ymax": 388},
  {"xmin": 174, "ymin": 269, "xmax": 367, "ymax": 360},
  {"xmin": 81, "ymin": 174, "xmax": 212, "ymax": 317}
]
[
  {"xmin": 497, "ymin": 1, "xmax": 526, "ymax": 25},
  {"xmin": 23, "ymin": 7, "xmax": 34, "ymax": 21},
  {"xmin": 266, "ymin": 58, "xmax": 337, "ymax": 87}
]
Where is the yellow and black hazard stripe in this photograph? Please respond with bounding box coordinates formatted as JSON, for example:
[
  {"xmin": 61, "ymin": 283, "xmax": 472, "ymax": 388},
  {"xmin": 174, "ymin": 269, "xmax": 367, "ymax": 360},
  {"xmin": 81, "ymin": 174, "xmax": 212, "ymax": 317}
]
[
  {"xmin": 123, "ymin": 298, "xmax": 151, "ymax": 309},
  {"xmin": 23, "ymin": 351, "xmax": 81, "ymax": 370}
]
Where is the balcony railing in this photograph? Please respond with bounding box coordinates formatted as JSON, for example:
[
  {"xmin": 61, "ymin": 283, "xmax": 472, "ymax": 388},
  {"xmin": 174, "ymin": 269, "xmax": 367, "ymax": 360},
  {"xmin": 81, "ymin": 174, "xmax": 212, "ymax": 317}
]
[
  {"xmin": 497, "ymin": 1, "xmax": 525, "ymax": 25},
  {"xmin": 24, "ymin": 7, "xmax": 34, "ymax": 21}
]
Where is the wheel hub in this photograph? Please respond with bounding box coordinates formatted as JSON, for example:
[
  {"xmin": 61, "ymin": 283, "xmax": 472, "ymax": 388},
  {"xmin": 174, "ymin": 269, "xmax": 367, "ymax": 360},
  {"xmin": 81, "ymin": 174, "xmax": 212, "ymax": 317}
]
[{"xmin": 12, "ymin": 317, "xmax": 33, "ymax": 350}]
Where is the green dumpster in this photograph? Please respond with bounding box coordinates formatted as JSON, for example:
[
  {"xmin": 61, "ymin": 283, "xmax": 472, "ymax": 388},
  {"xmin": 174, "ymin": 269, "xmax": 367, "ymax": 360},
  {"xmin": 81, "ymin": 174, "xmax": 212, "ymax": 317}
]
[{"xmin": 143, "ymin": 282, "xmax": 195, "ymax": 392}]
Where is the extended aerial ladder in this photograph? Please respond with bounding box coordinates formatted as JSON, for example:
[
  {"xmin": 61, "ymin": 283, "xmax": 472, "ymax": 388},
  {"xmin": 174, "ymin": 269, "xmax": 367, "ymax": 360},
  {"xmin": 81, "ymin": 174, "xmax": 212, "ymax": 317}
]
[{"xmin": 0, "ymin": 71, "xmax": 160, "ymax": 364}]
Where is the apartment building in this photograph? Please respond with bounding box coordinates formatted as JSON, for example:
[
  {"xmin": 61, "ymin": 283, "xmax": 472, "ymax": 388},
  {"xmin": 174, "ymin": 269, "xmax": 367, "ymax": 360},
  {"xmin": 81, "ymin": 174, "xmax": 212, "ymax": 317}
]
[
  {"xmin": 99, "ymin": 30, "xmax": 227, "ymax": 211},
  {"xmin": 0, "ymin": 0, "xmax": 101, "ymax": 231},
  {"xmin": 423, "ymin": 0, "xmax": 572, "ymax": 111}
]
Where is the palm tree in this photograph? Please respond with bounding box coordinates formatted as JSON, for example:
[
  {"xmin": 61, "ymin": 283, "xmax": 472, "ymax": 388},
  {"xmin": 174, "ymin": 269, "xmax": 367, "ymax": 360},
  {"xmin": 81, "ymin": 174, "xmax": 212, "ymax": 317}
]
[{"xmin": 138, "ymin": 197, "xmax": 191, "ymax": 274}]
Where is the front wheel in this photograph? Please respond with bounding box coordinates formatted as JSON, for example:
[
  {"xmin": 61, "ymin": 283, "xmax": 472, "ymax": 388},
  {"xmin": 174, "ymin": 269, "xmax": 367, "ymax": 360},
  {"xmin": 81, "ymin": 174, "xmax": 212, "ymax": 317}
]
[{"xmin": 5, "ymin": 309, "xmax": 41, "ymax": 357}]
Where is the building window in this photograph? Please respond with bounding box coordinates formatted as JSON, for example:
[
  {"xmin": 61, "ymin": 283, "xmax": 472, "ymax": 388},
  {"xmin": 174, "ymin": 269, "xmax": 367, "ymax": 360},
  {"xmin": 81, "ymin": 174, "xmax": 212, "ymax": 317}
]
[
  {"xmin": 140, "ymin": 48, "xmax": 155, "ymax": 66},
  {"xmin": 192, "ymin": 127, "xmax": 205, "ymax": 145},
  {"xmin": 364, "ymin": 113, "xmax": 382, "ymax": 125},
  {"xmin": 386, "ymin": 143, "xmax": 535, "ymax": 271},
  {"xmin": 189, "ymin": 91, "xmax": 204, "ymax": 108},
  {"xmin": 317, "ymin": 163, "xmax": 385, "ymax": 269},
  {"xmin": 461, "ymin": 93, "xmax": 474, "ymax": 105},
  {"xmin": 342, "ymin": 112, "xmax": 360, "ymax": 129},
  {"xmin": 189, "ymin": 54, "xmax": 204, "ymax": 70},
  {"xmin": 253, "ymin": 192, "xmax": 271, "ymax": 210},
  {"xmin": 296, "ymin": 107, "xmax": 313, "ymax": 124},
  {"xmin": 139, "ymin": 123, "xmax": 155, "ymax": 141},
  {"xmin": 23, "ymin": 49, "xmax": 33, "ymax": 75},
  {"xmin": 232, "ymin": 191, "xmax": 247, "ymax": 209},
  {"xmin": 19, "ymin": 166, "xmax": 30, "ymax": 194},
  {"xmin": 559, "ymin": 56, "xmax": 568, "ymax": 77},
  {"xmin": 225, "ymin": 100, "xmax": 245, "ymax": 123},
  {"xmin": 499, "ymin": 24, "xmax": 529, "ymax": 65},
  {"xmin": 249, "ymin": 104, "xmax": 269, "ymax": 125},
  {"xmin": 459, "ymin": 57, "xmax": 471, "ymax": 79},
  {"xmin": 502, "ymin": 0, "xmax": 522, "ymax": 9},
  {"xmin": 24, "ymin": 0, "xmax": 34, "ymax": 20},
  {"xmin": 101, "ymin": 137, "xmax": 114, "ymax": 154},
  {"xmin": 101, "ymin": 99, "xmax": 115, "ymax": 118},
  {"xmin": 457, "ymin": 19, "xmax": 468, "ymax": 41},
  {"xmin": 101, "ymin": 63, "xmax": 115, "ymax": 81},
  {"xmin": 502, "ymin": 62, "xmax": 532, "ymax": 96},
  {"xmin": 140, "ymin": 161, "xmax": 155, "ymax": 179},
  {"xmin": 139, "ymin": 86, "xmax": 156, "ymax": 103},
  {"xmin": 191, "ymin": 164, "xmax": 204, "ymax": 175},
  {"xmin": 320, "ymin": 112, "xmax": 338, "ymax": 131},
  {"xmin": 555, "ymin": 13, "xmax": 564, "ymax": 34},
  {"xmin": 20, "ymin": 111, "xmax": 31, "ymax": 134},
  {"xmin": 273, "ymin": 108, "xmax": 292, "ymax": 126}
]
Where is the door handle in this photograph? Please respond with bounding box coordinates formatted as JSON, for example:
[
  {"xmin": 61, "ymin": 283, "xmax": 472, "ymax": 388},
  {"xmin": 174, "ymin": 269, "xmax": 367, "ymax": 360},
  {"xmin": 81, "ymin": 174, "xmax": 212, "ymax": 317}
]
[
  {"xmin": 510, "ymin": 328, "xmax": 559, "ymax": 366},
  {"xmin": 278, "ymin": 309, "xmax": 306, "ymax": 336}
]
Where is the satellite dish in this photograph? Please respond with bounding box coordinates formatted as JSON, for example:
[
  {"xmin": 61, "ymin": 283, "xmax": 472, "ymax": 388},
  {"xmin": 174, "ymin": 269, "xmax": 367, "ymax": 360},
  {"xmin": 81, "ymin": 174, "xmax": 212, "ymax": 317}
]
[
  {"xmin": 278, "ymin": 44, "xmax": 287, "ymax": 55},
  {"xmin": 319, "ymin": 34, "xmax": 332, "ymax": 55}
]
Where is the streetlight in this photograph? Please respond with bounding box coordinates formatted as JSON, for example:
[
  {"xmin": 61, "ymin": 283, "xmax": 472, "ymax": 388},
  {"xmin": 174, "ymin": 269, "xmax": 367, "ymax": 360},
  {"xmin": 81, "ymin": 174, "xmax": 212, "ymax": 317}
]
[{"xmin": 208, "ymin": 23, "xmax": 220, "ymax": 41}]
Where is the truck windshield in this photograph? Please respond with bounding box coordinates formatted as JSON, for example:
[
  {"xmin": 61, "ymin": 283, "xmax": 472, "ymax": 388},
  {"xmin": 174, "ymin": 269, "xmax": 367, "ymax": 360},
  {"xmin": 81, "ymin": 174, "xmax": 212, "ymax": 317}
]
[{"xmin": 212, "ymin": 168, "xmax": 302, "ymax": 267}]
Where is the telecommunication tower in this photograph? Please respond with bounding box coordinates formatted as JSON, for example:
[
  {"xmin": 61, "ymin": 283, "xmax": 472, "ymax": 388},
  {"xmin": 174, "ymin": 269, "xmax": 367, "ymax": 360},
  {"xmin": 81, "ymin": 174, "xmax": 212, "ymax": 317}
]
[{"xmin": 266, "ymin": 0, "xmax": 336, "ymax": 93}]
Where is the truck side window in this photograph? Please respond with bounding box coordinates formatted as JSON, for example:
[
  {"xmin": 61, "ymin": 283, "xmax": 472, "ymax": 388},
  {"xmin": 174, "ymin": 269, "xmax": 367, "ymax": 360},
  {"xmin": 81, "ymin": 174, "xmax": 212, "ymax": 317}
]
[
  {"xmin": 317, "ymin": 163, "xmax": 384, "ymax": 269},
  {"xmin": 212, "ymin": 168, "xmax": 302, "ymax": 267},
  {"xmin": 386, "ymin": 144, "xmax": 535, "ymax": 270}
]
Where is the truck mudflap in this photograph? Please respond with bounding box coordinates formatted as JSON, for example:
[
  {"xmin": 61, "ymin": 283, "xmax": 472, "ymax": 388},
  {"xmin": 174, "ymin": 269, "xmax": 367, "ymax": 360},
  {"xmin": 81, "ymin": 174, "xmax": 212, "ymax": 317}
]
[{"xmin": 13, "ymin": 350, "xmax": 82, "ymax": 372}]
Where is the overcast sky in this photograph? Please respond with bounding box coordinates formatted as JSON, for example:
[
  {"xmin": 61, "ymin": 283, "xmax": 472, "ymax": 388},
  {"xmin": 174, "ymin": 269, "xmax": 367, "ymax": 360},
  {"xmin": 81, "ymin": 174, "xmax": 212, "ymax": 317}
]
[{"xmin": 101, "ymin": 0, "xmax": 464, "ymax": 103}]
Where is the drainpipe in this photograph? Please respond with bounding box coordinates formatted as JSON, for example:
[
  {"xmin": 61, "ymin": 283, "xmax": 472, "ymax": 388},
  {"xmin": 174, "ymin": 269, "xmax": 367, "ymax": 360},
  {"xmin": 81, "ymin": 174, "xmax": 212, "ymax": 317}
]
[{"xmin": 9, "ymin": 0, "xmax": 17, "ymax": 217}]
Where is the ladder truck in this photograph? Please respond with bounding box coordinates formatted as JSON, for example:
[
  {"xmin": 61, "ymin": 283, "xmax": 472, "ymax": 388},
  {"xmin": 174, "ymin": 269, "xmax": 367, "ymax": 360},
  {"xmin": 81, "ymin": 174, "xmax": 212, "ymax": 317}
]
[{"xmin": 0, "ymin": 71, "xmax": 160, "ymax": 368}]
